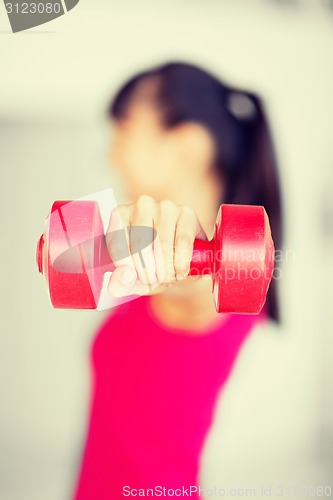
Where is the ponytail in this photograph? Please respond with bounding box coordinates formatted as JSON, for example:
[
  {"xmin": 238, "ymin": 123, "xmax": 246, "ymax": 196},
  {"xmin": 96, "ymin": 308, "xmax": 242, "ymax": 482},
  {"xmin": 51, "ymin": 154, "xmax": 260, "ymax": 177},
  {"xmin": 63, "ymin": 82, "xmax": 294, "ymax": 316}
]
[{"xmin": 221, "ymin": 92, "xmax": 283, "ymax": 322}]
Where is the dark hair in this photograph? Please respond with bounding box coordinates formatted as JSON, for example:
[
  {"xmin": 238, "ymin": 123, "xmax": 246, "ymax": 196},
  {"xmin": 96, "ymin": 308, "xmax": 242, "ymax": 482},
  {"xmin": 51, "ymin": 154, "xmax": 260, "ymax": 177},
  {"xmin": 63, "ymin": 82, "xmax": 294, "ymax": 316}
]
[{"xmin": 108, "ymin": 62, "xmax": 283, "ymax": 323}]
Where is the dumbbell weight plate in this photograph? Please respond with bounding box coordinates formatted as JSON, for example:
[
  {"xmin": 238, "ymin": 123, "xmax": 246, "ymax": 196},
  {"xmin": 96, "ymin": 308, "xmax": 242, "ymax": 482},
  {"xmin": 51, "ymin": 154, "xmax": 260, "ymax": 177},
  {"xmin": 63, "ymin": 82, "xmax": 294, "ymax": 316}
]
[
  {"xmin": 212, "ymin": 204, "xmax": 274, "ymax": 314},
  {"xmin": 38, "ymin": 200, "xmax": 105, "ymax": 309}
]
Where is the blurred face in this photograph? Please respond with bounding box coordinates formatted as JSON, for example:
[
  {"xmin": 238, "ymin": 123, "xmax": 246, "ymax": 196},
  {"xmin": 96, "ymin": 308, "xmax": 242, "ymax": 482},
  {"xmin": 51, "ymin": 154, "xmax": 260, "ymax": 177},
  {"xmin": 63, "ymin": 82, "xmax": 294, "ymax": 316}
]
[
  {"xmin": 109, "ymin": 97, "xmax": 219, "ymax": 203},
  {"xmin": 109, "ymin": 100, "xmax": 187, "ymax": 200}
]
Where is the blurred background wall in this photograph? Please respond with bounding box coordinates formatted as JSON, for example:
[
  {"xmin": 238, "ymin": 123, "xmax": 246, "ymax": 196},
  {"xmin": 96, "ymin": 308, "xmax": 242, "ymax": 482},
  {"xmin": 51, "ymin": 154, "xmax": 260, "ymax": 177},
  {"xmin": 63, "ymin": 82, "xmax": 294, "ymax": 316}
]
[{"xmin": 0, "ymin": 0, "xmax": 332, "ymax": 498}]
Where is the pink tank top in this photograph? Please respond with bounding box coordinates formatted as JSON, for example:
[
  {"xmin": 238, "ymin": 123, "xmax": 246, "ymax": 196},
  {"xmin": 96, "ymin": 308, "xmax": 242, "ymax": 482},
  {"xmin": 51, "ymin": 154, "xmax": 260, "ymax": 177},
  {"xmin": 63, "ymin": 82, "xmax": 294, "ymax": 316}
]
[{"xmin": 74, "ymin": 295, "xmax": 266, "ymax": 499}]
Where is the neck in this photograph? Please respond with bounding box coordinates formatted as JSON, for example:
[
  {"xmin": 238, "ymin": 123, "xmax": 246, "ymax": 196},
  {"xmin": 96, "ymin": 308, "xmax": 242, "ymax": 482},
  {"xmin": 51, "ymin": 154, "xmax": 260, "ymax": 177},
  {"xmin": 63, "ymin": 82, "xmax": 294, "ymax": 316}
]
[{"xmin": 150, "ymin": 278, "xmax": 227, "ymax": 334}]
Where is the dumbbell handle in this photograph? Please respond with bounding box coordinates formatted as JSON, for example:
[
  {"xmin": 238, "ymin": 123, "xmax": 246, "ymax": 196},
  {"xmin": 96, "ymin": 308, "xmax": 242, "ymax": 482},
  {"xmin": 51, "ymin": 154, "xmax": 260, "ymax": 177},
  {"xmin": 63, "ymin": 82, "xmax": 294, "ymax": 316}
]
[
  {"xmin": 37, "ymin": 230, "xmax": 214, "ymax": 276},
  {"xmin": 37, "ymin": 200, "xmax": 274, "ymax": 313}
]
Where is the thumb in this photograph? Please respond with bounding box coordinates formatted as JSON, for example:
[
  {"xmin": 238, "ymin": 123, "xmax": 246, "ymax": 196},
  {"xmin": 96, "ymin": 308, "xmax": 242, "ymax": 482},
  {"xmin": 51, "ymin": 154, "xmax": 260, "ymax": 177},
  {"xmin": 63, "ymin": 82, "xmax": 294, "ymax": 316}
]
[{"xmin": 107, "ymin": 265, "xmax": 137, "ymax": 297}]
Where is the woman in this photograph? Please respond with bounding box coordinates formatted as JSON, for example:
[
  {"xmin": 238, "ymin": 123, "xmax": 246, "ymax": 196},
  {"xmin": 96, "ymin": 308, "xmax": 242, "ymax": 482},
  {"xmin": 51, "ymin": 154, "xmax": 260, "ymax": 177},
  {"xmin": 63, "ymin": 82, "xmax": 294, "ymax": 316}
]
[{"xmin": 74, "ymin": 62, "xmax": 282, "ymax": 499}]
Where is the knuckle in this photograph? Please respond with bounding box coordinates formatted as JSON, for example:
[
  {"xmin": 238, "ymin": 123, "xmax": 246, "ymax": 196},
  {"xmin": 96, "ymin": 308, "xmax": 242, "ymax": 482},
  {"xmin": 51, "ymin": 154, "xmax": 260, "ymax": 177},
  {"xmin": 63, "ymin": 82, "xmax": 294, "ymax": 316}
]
[
  {"xmin": 136, "ymin": 194, "xmax": 155, "ymax": 211},
  {"xmin": 115, "ymin": 204, "xmax": 128, "ymax": 218},
  {"xmin": 109, "ymin": 205, "xmax": 128, "ymax": 228},
  {"xmin": 160, "ymin": 199, "xmax": 177, "ymax": 213}
]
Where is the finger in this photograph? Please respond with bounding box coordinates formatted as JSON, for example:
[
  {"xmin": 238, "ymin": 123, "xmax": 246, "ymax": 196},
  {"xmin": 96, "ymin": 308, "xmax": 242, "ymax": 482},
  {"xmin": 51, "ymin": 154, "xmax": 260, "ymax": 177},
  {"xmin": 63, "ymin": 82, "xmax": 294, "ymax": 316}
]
[
  {"xmin": 130, "ymin": 196, "xmax": 158, "ymax": 287},
  {"xmin": 174, "ymin": 206, "xmax": 207, "ymax": 280},
  {"xmin": 154, "ymin": 200, "xmax": 179, "ymax": 284},
  {"xmin": 107, "ymin": 266, "xmax": 162, "ymax": 298},
  {"xmin": 105, "ymin": 204, "xmax": 134, "ymax": 270},
  {"xmin": 107, "ymin": 265, "xmax": 137, "ymax": 297},
  {"xmin": 152, "ymin": 232, "xmax": 166, "ymax": 286},
  {"xmin": 106, "ymin": 205, "xmax": 139, "ymax": 298}
]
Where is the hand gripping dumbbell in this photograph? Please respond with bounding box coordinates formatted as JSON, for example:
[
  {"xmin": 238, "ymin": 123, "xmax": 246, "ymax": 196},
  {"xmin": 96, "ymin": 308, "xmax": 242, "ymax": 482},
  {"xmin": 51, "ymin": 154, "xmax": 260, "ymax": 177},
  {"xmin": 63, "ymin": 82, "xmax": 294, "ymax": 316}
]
[{"xmin": 36, "ymin": 201, "xmax": 275, "ymax": 313}]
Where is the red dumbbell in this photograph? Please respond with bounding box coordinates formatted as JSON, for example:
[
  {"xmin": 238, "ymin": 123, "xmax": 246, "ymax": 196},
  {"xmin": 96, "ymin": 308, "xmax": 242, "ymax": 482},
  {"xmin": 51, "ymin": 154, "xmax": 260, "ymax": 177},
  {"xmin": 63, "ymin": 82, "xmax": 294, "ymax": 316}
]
[{"xmin": 36, "ymin": 201, "xmax": 275, "ymax": 313}]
